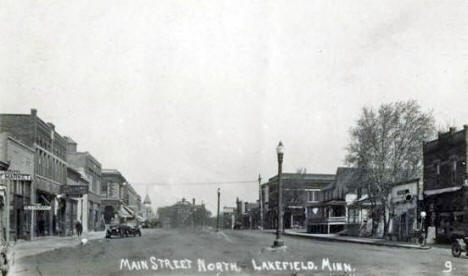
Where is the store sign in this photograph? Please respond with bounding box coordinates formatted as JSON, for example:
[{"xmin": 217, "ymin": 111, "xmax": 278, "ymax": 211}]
[
  {"xmin": 60, "ymin": 185, "xmax": 88, "ymax": 196},
  {"xmin": 24, "ymin": 205, "xmax": 51, "ymax": 211},
  {"xmin": 223, "ymin": 207, "xmax": 235, "ymax": 213},
  {"xmin": 0, "ymin": 170, "xmax": 32, "ymax": 181}
]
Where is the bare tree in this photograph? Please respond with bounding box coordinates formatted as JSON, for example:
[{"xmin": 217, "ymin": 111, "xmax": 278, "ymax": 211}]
[{"xmin": 346, "ymin": 100, "xmax": 435, "ymax": 236}]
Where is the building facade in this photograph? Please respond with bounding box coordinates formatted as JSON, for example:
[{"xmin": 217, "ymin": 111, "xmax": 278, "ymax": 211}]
[
  {"xmin": 64, "ymin": 166, "xmax": 88, "ymax": 235},
  {"xmin": 157, "ymin": 198, "xmax": 208, "ymax": 229},
  {"xmin": 307, "ymin": 167, "xmax": 360, "ymax": 234},
  {"xmin": 0, "ymin": 109, "xmax": 67, "ymax": 237},
  {"xmin": 101, "ymin": 169, "xmax": 131, "ymax": 224},
  {"xmin": 0, "ymin": 133, "xmax": 34, "ymax": 241},
  {"xmin": 423, "ymin": 126, "xmax": 468, "ymax": 242},
  {"xmin": 65, "ymin": 137, "xmax": 103, "ymax": 231},
  {"xmin": 126, "ymin": 184, "xmax": 141, "ymax": 215},
  {"xmin": 262, "ymin": 172, "xmax": 335, "ymax": 230},
  {"xmin": 388, "ymin": 178, "xmax": 422, "ymax": 242}
]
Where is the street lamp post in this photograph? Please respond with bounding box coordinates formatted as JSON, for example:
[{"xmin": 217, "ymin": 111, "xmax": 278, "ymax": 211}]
[
  {"xmin": 273, "ymin": 141, "xmax": 284, "ymax": 247},
  {"xmin": 258, "ymin": 174, "xmax": 263, "ymax": 230},
  {"xmin": 216, "ymin": 188, "xmax": 220, "ymax": 232}
]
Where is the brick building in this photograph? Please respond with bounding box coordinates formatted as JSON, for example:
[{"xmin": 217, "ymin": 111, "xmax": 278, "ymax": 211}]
[
  {"xmin": 423, "ymin": 126, "xmax": 468, "ymax": 242},
  {"xmin": 157, "ymin": 198, "xmax": 208, "ymax": 229},
  {"xmin": 65, "ymin": 137, "xmax": 103, "ymax": 231},
  {"xmin": 0, "ymin": 109, "xmax": 67, "ymax": 237},
  {"xmin": 262, "ymin": 172, "xmax": 335, "ymax": 230}
]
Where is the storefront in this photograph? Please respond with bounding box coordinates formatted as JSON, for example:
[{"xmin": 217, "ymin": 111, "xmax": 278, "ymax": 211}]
[
  {"xmin": 0, "ymin": 171, "xmax": 33, "ymax": 241},
  {"xmin": 61, "ymin": 184, "xmax": 88, "ymax": 235},
  {"xmin": 102, "ymin": 199, "xmax": 120, "ymax": 224},
  {"xmin": 388, "ymin": 179, "xmax": 421, "ymax": 242},
  {"xmin": 35, "ymin": 190, "xmax": 54, "ymax": 236},
  {"xmin": 88, "ymin": 193, "xmax": 101, "ymax": 231}
]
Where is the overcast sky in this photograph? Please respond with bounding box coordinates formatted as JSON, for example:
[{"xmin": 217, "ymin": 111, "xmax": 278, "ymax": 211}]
[{"xmin": 2, "ymin": 0, "xmax": 468, "ymax": 213}]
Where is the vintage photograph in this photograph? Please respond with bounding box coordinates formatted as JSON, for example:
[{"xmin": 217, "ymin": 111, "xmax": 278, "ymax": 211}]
[{"xmin": 1, "ymin": 1, "xmax": 468, "ymax": 275}]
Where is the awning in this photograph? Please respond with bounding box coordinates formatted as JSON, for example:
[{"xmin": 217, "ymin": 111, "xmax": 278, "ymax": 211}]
[
  {"xmin": 136, "ymin": 216, "xmax": 146, "ymax": 222},
  {"xmin": 118, "ymin": 206, "xmax": 133, "ymax": 218},
  {"xmin": 122, "ymin": 205, "xmax": 135, "ymax": 216},
  {"xmin": 327, "ymin": 200, "xmax": 346, "ymax": 206},
  {"xmin": 40, "ymin": 195, "xmax": 51, "ymax": 205},
  {"xmin": 307, "ymin": 202, "xmax": 327, "ymax": 207},
  {"xmin": 424, "ymin": 186, "xmax": 462, "ymax": 196}
]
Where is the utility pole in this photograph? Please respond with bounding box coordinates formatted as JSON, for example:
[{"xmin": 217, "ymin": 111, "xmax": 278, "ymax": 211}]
[
  {"xmin": 216, "ymin": 188, "xmax": 220, "ymax": 232},
  {"xmin": 258, "ymin": 174, "xmax": 263, "ymax": 230}
]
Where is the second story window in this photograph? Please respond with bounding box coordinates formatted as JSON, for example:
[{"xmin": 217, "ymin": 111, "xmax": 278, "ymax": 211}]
[
  {"xmin": 451, "ymin": 158, "xmax": 458, "ymax": 185},
  {"xmin": 308, "ymin": 191, "xmax": 318, "ymax": 202}
]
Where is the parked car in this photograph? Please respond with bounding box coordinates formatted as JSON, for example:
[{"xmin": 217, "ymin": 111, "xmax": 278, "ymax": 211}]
[{"xmin": 106, "ymin": 222, "xmax": 141, "ymax": 238}]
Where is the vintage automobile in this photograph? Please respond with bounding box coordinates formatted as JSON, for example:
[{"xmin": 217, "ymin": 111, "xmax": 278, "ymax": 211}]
[{"xmin": 106, "ymin": 221, "xmax": 141, "ymax": 238}]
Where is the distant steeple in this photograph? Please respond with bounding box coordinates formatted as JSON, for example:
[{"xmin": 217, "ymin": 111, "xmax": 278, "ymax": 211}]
[{"xmin": 143, "ymin": 194, "xmax": 152, "ymax": 205}]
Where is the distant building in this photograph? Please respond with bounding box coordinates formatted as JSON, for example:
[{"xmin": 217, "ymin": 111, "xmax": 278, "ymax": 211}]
[
  {"xmin": 262, "ymin": 172, "xmax": 335, "ymax": 230},
  {"xmin": 101, "ymin": 169, "xmax": 133, "ymax": 224},
  {"xmin": 143, "ymin": 194, "xmax": 154, "ymax": 221},
  {"xmin": 235, "ymin": 198, "xmax": 260, "ymax": 229},
  {"xmin": 157, "ymin": 198, "xmax": 208, "ymax": 228}
]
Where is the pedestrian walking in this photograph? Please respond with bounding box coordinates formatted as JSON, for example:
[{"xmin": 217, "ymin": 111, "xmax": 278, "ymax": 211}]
[{"xmin": 75, "ymin": 220, "xmax": 83, "ymax": 237}]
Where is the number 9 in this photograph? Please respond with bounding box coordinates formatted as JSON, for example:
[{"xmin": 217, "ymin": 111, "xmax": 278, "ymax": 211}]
[{"xmin": 443, "ymin": 261, "xmax": 452, "ymax": 273}]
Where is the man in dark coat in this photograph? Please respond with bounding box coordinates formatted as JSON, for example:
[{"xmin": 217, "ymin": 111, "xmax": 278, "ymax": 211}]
[{"xmin": 75, "ymin": 220, "xmax": 83, "ymax": 237}]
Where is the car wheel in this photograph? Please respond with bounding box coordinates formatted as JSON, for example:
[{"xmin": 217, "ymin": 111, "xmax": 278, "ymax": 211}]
[
  {"xmin": 452, "ymin": 241, "xmax": 462, "ymax": 257},
  {"xmin": 138, "ymin": 230, "xmax": 141, "ymax": 237}
]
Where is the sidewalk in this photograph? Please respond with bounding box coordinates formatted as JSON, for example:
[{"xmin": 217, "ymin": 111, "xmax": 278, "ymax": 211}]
[
  {"xmin": 265, "ymin": 229, "xmax": 431, "ymax": 250},
  {"xmin": 11, "ymin": 231, "xmax": 105, "ymax": 262},
  {"xmin": 8, "ymin": 231, "xmax": 105, "ymax": 275}
]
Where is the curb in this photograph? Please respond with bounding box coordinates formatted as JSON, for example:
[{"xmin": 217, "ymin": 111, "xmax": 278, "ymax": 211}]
[{"xmin": 269, "ymin": 231, "xmax": 432, "ymax": 250}]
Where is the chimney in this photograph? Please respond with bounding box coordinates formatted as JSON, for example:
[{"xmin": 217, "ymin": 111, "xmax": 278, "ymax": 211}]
[
  {"xmin": 47, "ymin": 122, "xmax": 55, "ymax": 130},
  {"xmin": 30, "ymin": 108, "xmax": 37, "ymax": 117},
  {"xmin": 64, "ymin": 136, "xmax": 77, "ymax": 153},
  {"xmin": 450, "ymin": 127, "xmax": 456, "ymax": 134},
  {"xmin": 192, "ymin": 198, "xmax": 195, "ymax": 206}
]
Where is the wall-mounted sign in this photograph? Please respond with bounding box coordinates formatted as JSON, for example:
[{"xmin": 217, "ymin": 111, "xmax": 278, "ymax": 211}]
[
  {"xmin": 24, "ymin": 205, "xmax": 51, "ymax": 211},
  {"xmin": 60, "ymin": 185, "xmax": 88, "ymax": 196},
  {"xmin": 0, "ymin": 171, "xmax": 32, "ymax": 181}
]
